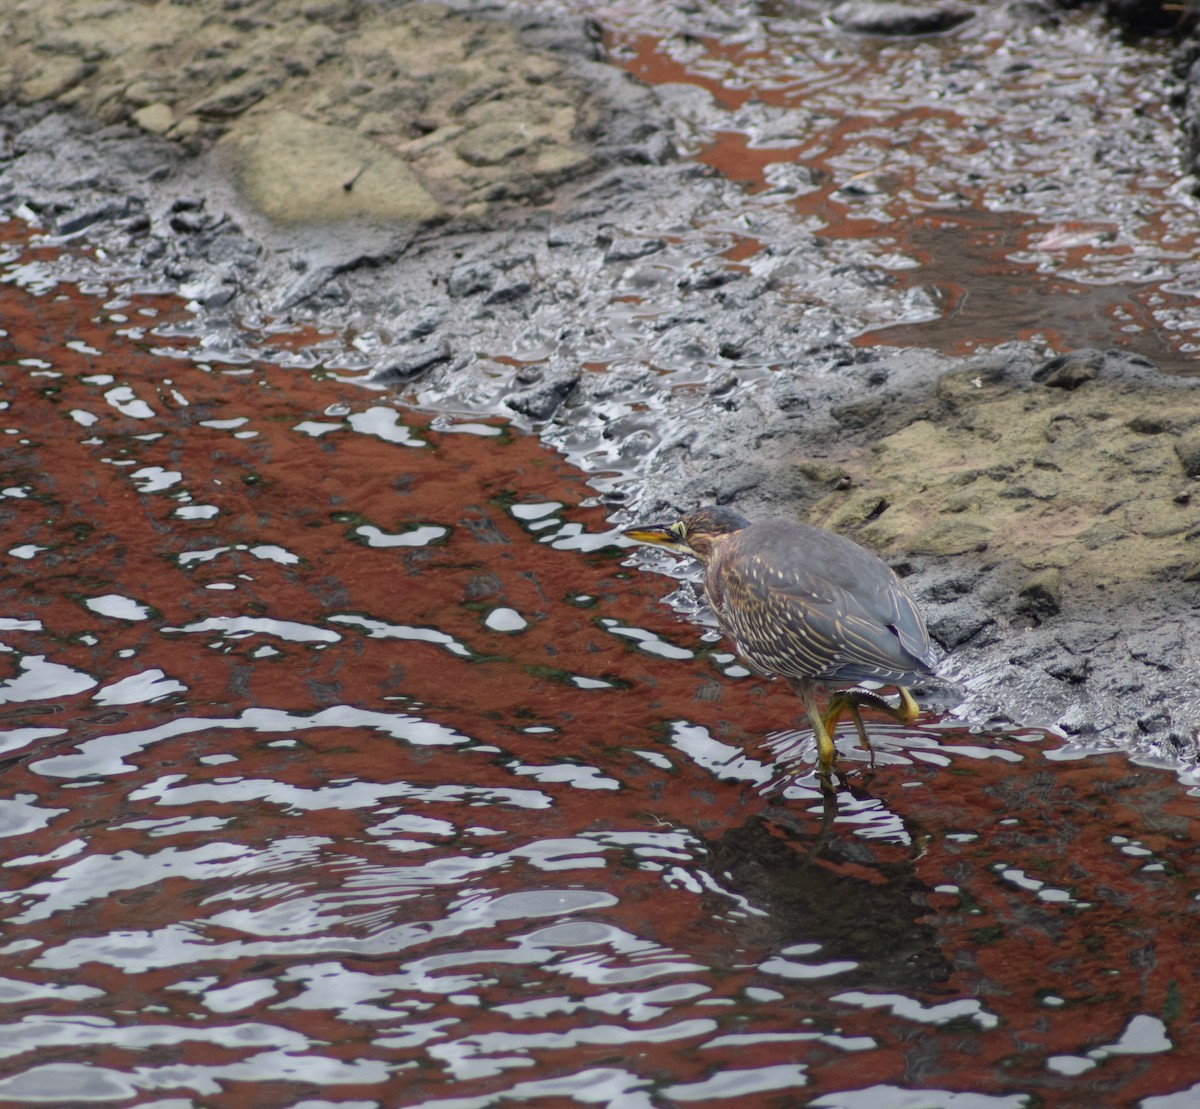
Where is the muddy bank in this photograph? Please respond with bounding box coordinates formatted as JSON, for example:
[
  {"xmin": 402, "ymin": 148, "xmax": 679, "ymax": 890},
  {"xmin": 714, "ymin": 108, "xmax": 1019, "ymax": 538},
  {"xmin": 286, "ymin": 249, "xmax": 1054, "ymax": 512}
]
[{"xmin": 2, "ymin": 0, "xmax": 1200, "ymax": 762}]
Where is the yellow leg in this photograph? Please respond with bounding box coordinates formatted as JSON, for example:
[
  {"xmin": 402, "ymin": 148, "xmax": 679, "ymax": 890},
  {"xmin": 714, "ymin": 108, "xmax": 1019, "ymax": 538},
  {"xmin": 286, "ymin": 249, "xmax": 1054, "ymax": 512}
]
[
  {"xmin": 789, "ymin": 679, "xmax": 838, "ymax": 777},
  {"xmin": 808, "ymin": 705, "xmax": 838, "ymax": 774},
  {"xmin": 823, "ymin": 685, "xmax": 922, "ymax": 761},
  {"xmin": 897, "ymin": 686, "xmax": 920, "ymax": 724}
]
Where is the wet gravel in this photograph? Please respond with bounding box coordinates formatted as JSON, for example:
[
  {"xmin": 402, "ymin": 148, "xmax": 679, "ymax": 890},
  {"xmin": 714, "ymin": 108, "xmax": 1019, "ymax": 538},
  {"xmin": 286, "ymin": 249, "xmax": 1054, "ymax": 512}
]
[{"xmin": 3, "ymin": 0, "xmax": 1200, "ymax": 771}]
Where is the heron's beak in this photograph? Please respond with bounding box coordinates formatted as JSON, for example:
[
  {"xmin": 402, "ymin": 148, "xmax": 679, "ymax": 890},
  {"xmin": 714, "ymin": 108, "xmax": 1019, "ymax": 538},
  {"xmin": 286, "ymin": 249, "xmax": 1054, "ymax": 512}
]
[{"xmin": 621, "ymin": 523, "xmax": 691, "ymax": 555}]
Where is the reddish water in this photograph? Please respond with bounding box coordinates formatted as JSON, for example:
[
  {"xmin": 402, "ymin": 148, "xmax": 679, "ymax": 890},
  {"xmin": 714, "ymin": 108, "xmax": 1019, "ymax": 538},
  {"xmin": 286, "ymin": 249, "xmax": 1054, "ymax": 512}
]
[{"xmin": 3, "ymin": 219, "xmax": 1200, "ymax": 1105}]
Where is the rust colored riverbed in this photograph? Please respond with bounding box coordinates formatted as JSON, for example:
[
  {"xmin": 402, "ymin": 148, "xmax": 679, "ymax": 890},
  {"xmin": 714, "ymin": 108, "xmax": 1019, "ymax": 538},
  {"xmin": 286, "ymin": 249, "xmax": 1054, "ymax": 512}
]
[{"xmin": 3, "ymin": 221, "xmax": 1200, "ymax": 1107}]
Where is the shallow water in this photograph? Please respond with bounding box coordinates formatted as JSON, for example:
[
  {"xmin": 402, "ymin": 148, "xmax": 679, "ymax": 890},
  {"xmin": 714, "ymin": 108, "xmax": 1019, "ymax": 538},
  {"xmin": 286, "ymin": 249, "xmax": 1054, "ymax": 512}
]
[
  {"xmin": 581, "ymin": 0, "xmax": 1200, "ymax": 372},
  {"xmin": 3, "ymin": 219, "xmax": 1200, "ymax": 1107}
]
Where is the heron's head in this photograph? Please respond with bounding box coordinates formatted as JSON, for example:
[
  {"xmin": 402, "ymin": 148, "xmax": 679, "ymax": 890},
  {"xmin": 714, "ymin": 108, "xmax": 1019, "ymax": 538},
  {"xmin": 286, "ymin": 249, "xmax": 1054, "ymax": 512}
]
[{"xmin": 622, "ymin": 505, "xmax": 750, "ymax": 563}]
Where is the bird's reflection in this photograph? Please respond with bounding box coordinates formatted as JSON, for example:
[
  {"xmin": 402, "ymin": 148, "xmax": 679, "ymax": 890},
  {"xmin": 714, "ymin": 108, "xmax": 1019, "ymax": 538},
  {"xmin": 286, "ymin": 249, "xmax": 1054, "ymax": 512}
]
[{"xmin": 707, "ymin": 760, "xmax": 952, "ymax": 993}]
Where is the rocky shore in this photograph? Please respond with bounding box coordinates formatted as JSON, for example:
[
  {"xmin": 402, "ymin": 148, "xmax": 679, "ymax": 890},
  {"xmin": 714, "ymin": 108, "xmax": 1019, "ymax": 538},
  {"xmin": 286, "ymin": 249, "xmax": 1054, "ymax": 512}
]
[{"xmin": 2, "ymin": 0, "xmax": 1199, "ymax": 763}]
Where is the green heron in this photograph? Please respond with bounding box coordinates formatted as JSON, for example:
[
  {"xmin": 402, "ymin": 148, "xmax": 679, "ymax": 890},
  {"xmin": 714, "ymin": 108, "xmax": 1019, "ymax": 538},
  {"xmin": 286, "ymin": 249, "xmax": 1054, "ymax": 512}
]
[{"xmin": 623, "ymin": 505, "xmax": 936, "ymax": 774}]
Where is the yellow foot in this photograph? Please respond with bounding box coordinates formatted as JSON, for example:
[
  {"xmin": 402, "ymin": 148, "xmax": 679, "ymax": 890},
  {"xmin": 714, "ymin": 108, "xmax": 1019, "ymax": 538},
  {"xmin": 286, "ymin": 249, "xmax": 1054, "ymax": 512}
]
[{"xmin": 821, "ymin": 685, "xmax": 922, "ymax": 763}]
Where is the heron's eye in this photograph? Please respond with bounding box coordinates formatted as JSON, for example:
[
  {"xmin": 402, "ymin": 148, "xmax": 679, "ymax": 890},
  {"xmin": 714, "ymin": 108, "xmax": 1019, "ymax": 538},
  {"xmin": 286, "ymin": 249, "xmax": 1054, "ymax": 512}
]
[{"xmin": 670, "ymin": 522, "xmax": 686, "ymax": 540}]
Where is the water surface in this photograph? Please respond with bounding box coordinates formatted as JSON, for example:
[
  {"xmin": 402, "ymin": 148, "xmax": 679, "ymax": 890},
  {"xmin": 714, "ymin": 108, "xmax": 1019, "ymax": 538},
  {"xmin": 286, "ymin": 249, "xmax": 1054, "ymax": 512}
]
[{"xmin": 2, "ymin": 218, "xmax": 1200, "ymax": 1107}]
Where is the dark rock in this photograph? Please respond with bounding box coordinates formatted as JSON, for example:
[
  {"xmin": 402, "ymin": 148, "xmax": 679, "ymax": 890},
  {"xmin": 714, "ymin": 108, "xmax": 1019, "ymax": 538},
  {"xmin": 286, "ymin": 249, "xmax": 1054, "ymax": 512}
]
[
  {"xmin": 1128, "ymin": 412, "xmax": 1174, "ymax": 434},
  {"xmin": 1016, "ymin": 569, "xmax": 1063, "ymax": 623},
  {"xmin": 546, "ymin": 226, "xmax": 591, "ymax": 249},
  {"xmin": 708, "ymin": 371, "xmax": 738, "ymax": 397},
  {"xmin": 447, "ymin": 262, "xmax": 497, "ymax": 298},
  {"xmin": 505, "ymin": 372, "xmax": 581, "ymax": 420},
  {"xmin": 717, "ymin": 464, "xmax": 768, "ymax": 502},
  {"xmin": 56, "ymin": 200, "xmax": 132, "ymax": 235},
  {"xmin": 920, "ymin": 571, "xmax": 977, "ymax": 604},
  {"xmin": 170, "ymin": 209, "xmax": 212, "ymax": 234},
  {"xmin": 574, "ymin": 171, "xmax": 639, "ymax": 201},
  {"xmin": 1033, "ymin": 347, "xmax": 1169, "ymax": 389},
  {"xmin": 514, "ymin": 365, "xmax": 544, "ymax": 386},
  {"xmin": 1126, "ymin": 625, "xmax": 1184, "ymax": 671},
  {"xmin": 773, "ymin": 382, "xmax": 812, "ymax": 413},
  {"xmin": 407, "ymin": 314, "xmax": 443, "ymax": 339},
  {"xmin": 1032, "ymin": 349, "xmax": 1102, "ymax": 390},
  {"xmin": 831, "ymin": 398, "xmax": 884, "ymax": 428},
  {"xmin": 200, "ymin": 284, "xmax": 237, "ymax": 309},
  {"xmin": 1045, "ymin": 652, "xmax": 1089, "ymax": 684},
  {"xmin": 678, "ymin": 264, "xmax": 741, "ymax": 291},
  {"xmin": 1057, "ymin": 707, "xmax": 1098, "ymax": 736},
  {"xmin": 607, "ymin": 132, "xmax": 676, "ymax": 165},
  {"xmin": 1136, "ymin": 707, "xmax": 1172, "ymax": 734},
  {"xmin": 1103, "ymin": 0, "xmax": 1193, "ymax": 35},
  {"xmin": 926, "ymin": 602, "xmax": 996, "ymax": 650},
  {"xmin": 830, "ymin": 1, "xmax": 975, "ymax": 36},
  {"xmin": 715, "ymin": 277, "xmax": 768, "ymax": 306},
  {"xmin": 371, "ymin": 341, "xmax": 452, "ymax": 382},
  {"xmin": 1056, "ymin": 615, "xmax": 1120, "ymax": 655},
  {"xmin": 483, "ymin": 280, "xmax": 532, "ymax": 305},
  {"xmin": 602, "ymin": 235, "xmax": 666, "ymax": 263}
]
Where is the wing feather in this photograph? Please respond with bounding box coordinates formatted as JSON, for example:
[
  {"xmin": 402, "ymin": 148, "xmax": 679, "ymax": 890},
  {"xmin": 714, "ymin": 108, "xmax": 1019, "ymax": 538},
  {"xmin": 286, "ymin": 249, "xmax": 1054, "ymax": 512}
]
[{"xmin": 705, "ymin": 521, "xmax": 934, "ymax": 684}]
